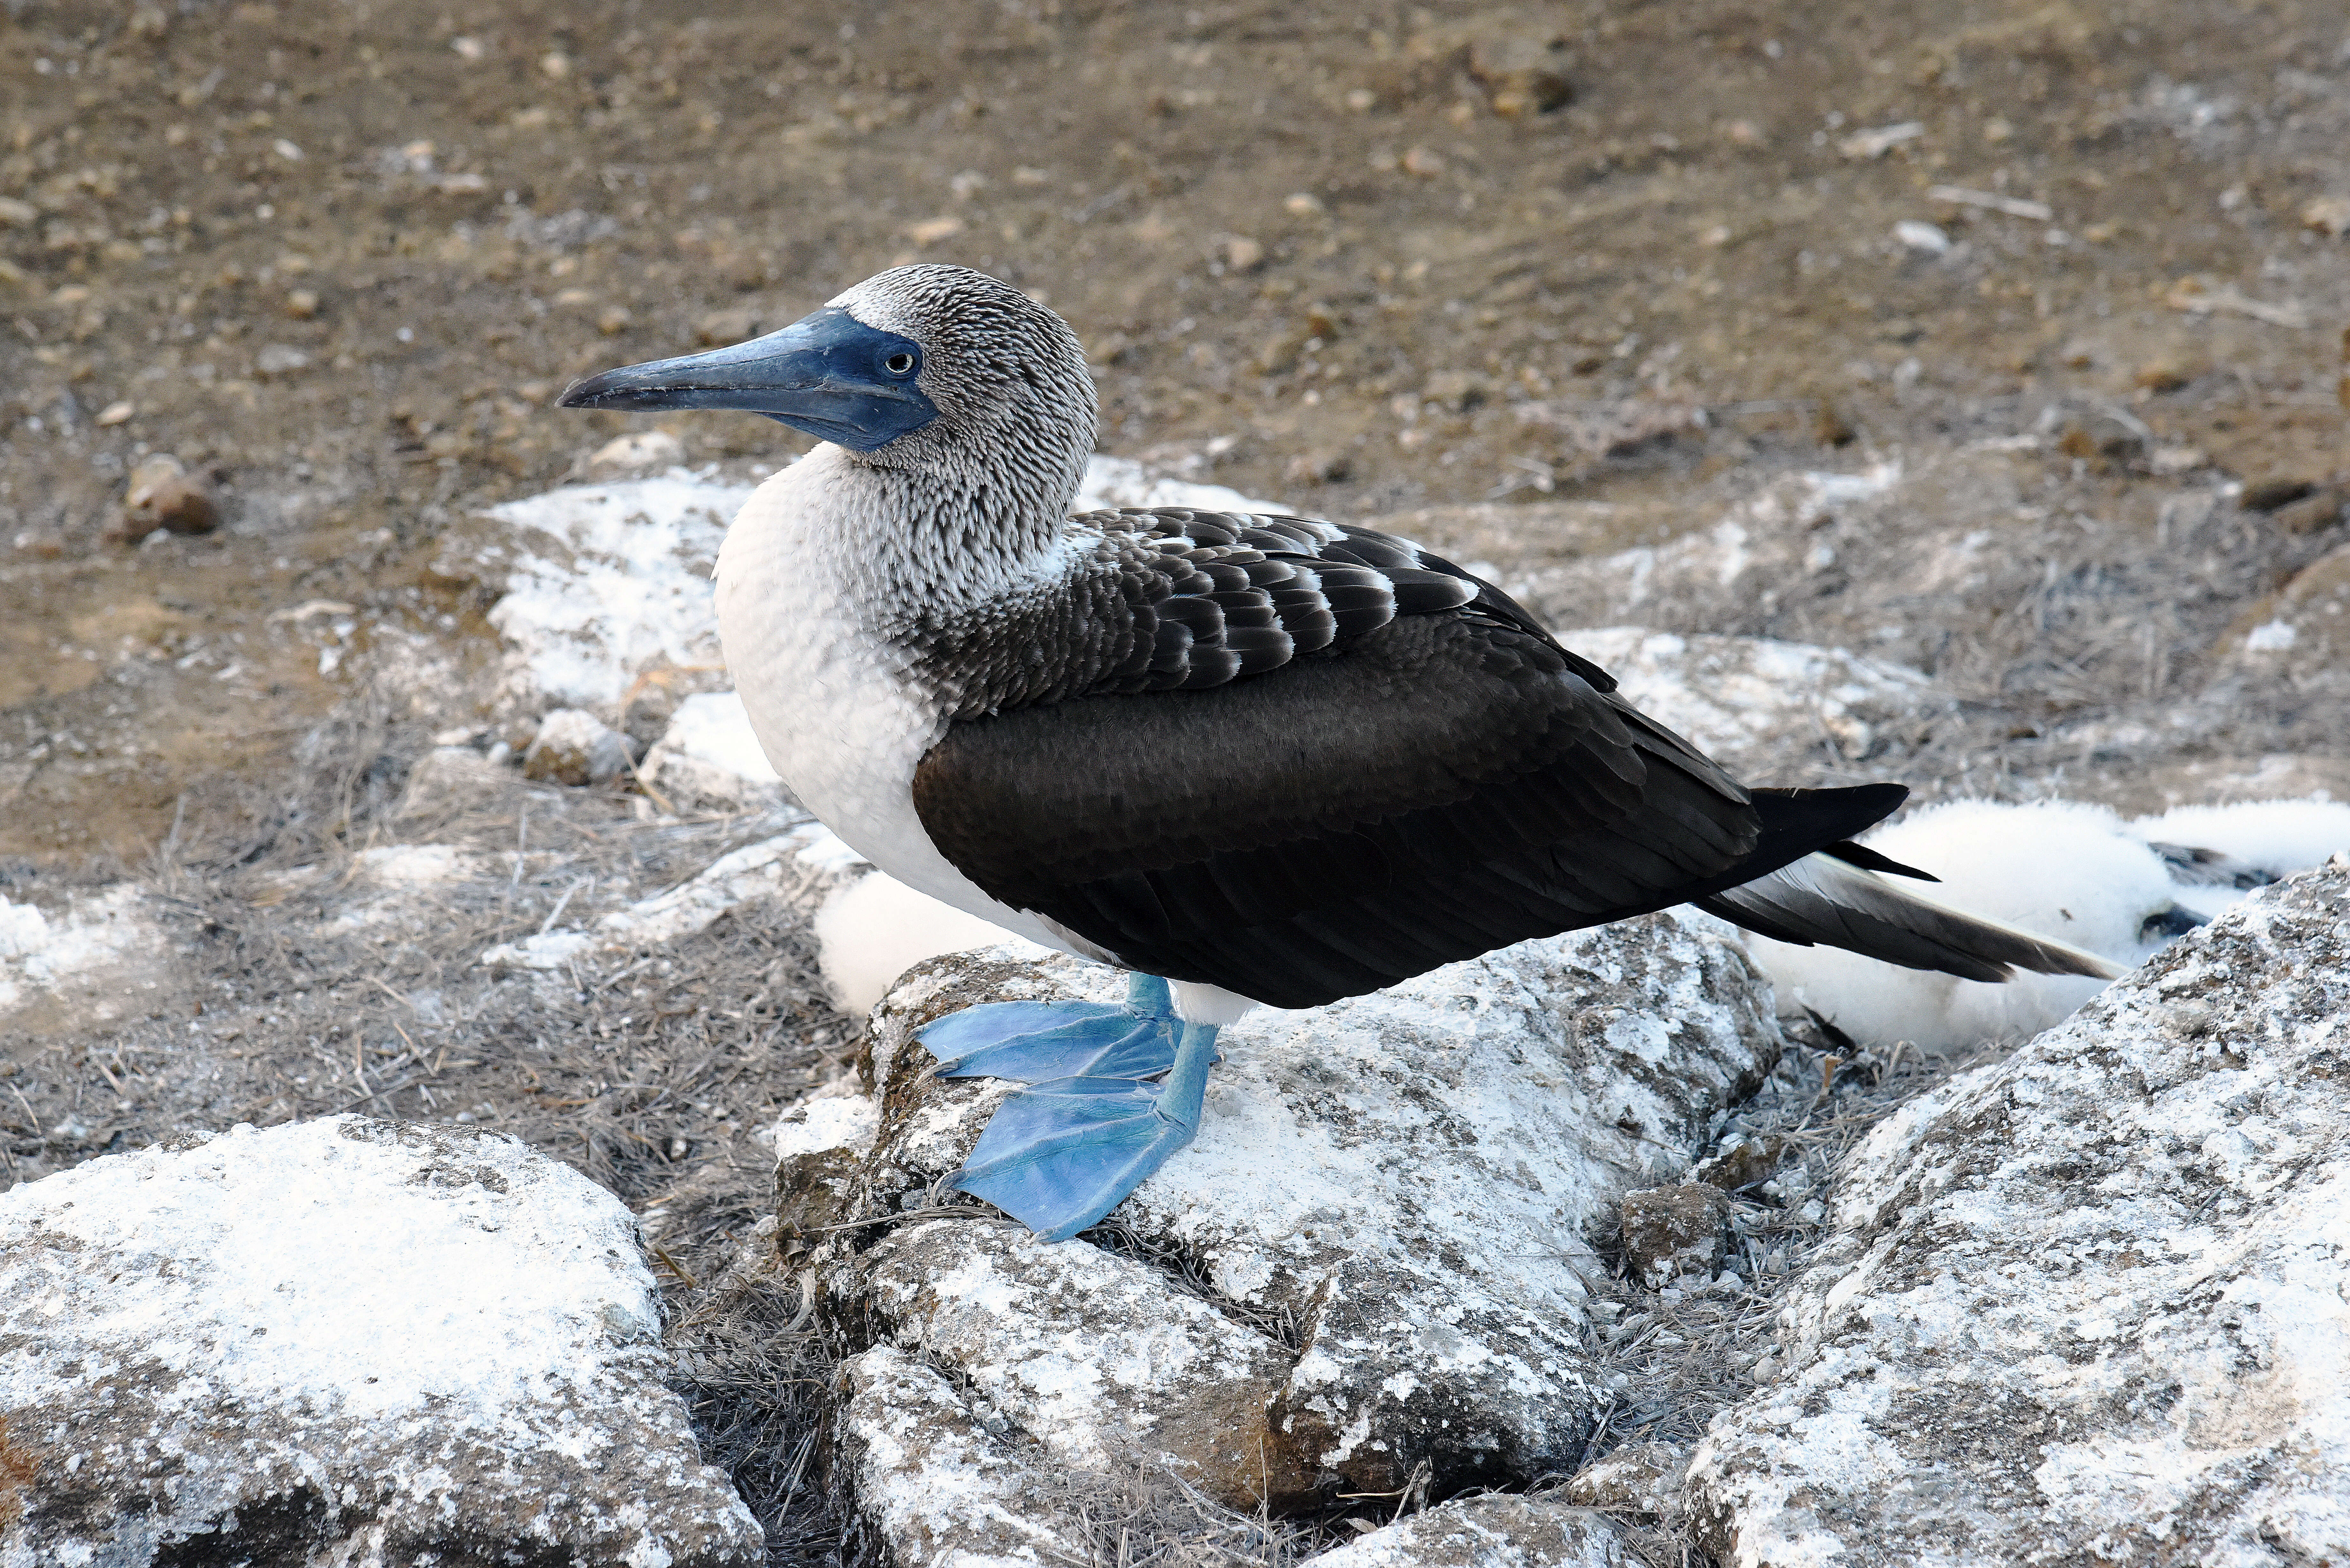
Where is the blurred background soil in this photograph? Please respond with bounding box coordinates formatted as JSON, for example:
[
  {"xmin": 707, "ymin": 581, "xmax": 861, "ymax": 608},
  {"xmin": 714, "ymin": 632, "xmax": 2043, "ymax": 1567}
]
[
  {"xmin": 2, "ymin": 0, "xmax": 2347, "ymax": 1555},
  {"xmin": 5, "ymin": 0, "xmax": 2346, "ymax": 865}
]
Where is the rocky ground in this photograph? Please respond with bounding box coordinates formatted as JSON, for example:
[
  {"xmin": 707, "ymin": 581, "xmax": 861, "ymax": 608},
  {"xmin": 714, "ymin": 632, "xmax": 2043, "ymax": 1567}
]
[{"xmin": 4, "ymin": 1, "xmax": 2349, "ymax": 1564}]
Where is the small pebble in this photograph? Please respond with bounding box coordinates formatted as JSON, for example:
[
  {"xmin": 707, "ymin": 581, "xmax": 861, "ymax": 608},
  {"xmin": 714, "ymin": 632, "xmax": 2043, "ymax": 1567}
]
[
  {"xmin": 1467, "ymin": 35, "xmax": 1574, "ymax": 117},
  {"xmin": 696, "ymin": 306, "xmax": 762, "ymax": 346},
  {"xmin": 906, "ymin": 215, "xmax": 965, "ymax": 246},
  {"xmin": 595, "ymin": 305, "xmax": 633, "ymax": 336},
  {"xmin": 1401, "ymin": 146, "xmax": 1446, "ymax": 177},
  {"xmin": 285, "ymin": 289, "xmax": 320, "ymax": 320},
  {"xmin": 1283, "ymin": 449, "xmax": 1352, "ymax": 485},
  {"xmin": 1224, "ymin": 235, "xmax": 1265, "ymax": 273},
  {"xmin": 1283, "ymin": 192, "xmax": 1325, "ymax": 216},
  {"xmin": 115, "ymin": 455, "xmax": 219, "ymax": 542},
  {"xmin": 254, "ymin": 343, "xmax": 310, "ymax": 377},
  {"xmin": 2301, "ymin": 195, "xmax": 2350, "ymax": 239},
  {"xmin": 523, "ymin": 709, "xmax": 635, "ymax": 787},
  {"xmin": 95, "ymin": 401, "xmax": 134, "ymax": 427},
  {"xmin": 1422, "ymin": 369, "xmax": 1490, "ymax": 412},
  {"xmin": 1893, "ymin": 220, "xmax": 1951, "ymax": 255},
  {"xmin": 586, "ymin": 429, "xmax": 685, "ymax": 477}
]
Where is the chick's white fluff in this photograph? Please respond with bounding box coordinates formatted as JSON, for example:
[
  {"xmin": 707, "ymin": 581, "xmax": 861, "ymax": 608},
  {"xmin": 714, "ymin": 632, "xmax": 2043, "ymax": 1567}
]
[
  {"xmin": 2131, "ymin": 799, "xmax": 2350, "ymax": 918},
  {"xmin": 813, "ymin": 871, "xmax": 1049, "ymax": 1017},
  {"xmin": 1750, "ymin": 800, "xmax": 2178, "ymax": 1051}
]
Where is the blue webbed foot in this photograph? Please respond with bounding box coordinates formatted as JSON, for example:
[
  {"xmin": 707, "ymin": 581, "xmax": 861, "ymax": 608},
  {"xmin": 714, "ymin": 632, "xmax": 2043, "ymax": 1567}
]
[
  {"xmin": 919, "ymin": 973, "xmax": 1180, "ymax": 1084},
  {"xmin": 947, "ymin": 1016, "xmax": 1220, "ymax": 1242}
]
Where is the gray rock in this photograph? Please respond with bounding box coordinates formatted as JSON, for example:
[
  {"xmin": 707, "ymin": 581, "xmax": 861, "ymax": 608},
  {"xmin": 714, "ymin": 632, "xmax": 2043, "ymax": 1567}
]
[
  {"xmin": 1467, "ymin": 33, "xmax": 1576, "ymax": 118},
  {"xmin": 393, "ymin": 743, "xmax": 514, "ymax": 823},
  {"xmin": 831, "ymin": 1345, "xmax": 1088, "ymax": 1568},
  {"xmin": 783, "ymin": 912, "xmax": 1785, "ymax": 1553},
  {"xmin": 1618, "ymin": 1182, "xmax": 1731, "ymax": 1287},
  {"xmin": 858, "ymin": 1217, "xmax": 1312, "ymax": 1507},
  {"xmin": 1692, "ymin": 1134, "xmax": 1788, "ymax": 1192},
  {"xmin": 1564, "ymin": 1440, "xmax": 1688, "ymax": 1520},
  {"xmin": 2219, "ymin": 539, "xmax": 2350, "ymax": 694},
  {"xmin": 1687, "ymin": 859, "xmax": 2350, "ymax": 1566},
  {"xmin": 1309, "ymin": 1493, "xmax": 1629, "ymax": 1566},
  {"xmin": 0, "ymin": 1116, "xmax": 761, "ymax": 1568},
  {"xmin": 1554, "ymin": 629, "xmax": 1944, "ymax": 777},
  {"xmin": 523, "ymin": 706, "xmax": 636, "ymax": 786},
  {"xmin": 642, "ymin": 691, "xmax": 790, "ymax": 812}
]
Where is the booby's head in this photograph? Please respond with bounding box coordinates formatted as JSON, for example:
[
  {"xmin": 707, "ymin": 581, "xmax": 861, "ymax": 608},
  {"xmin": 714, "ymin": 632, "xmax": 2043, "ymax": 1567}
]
[{"xmin": 559, "ymin": 265, "xmax": 1095, "ymax": 495}]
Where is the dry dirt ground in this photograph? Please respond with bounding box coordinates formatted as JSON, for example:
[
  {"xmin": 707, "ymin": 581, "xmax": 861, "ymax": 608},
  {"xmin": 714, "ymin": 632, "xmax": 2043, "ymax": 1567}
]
[{"xmin": 3, "ymin": 0, "xmax": 2347, "ymax": 1561}]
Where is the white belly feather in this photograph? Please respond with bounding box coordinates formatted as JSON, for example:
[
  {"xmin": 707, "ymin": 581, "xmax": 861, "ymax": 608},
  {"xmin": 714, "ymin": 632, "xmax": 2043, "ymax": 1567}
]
[
  {"xmin": 712, "ymin": 454, "xmax": 1263, "ymax": 1025},
  {"xmin": 713, "ymin": 462, "xmax": 1086, "ymax": 956}
]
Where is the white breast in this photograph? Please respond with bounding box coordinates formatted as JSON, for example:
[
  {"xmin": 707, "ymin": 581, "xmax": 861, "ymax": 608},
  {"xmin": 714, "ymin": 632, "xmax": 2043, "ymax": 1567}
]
[{"xmin": 712, "ymin": 457, "xmax": 1088, "ymax": 957}]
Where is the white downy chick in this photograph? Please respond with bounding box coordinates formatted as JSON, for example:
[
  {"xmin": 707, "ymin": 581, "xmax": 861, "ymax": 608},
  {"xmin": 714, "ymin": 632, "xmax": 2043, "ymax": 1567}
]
[
  {"xmin": 1748, "ymin": 800, "xmax": 2182, "ymax": 1051},
  {"xmin": 2130, "ymin": 799, "xmax": 2350, "ymax": 919},
  {"xmin": 813, "ymin": 870, "xmax": 1043, "ymax": 1017}
]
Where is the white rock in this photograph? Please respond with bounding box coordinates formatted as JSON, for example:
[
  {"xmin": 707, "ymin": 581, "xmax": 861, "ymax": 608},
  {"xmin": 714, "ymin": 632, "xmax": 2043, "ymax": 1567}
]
[
  {"xmin": 352, "ymin": 842, "xmax": 479, "ymax": 885},
  {"xmin": 482, "ymin": 818, "xmax": 867, "ymax": 969},
  {"xmin": 0, "ymin": 895, "xmax": 49, "ymax": 959},
  {"xmin": 1528, "ymin": 464, "xmax": 1903, "ymax": 633},
  {"xmin": 1074, "ymin": 453, "xmax": 1281, "ymax": 514},
  {"xmin": 1893, "ymin": 219, "xmax": 1952, "ymax": 253},
  {"xmin": 1309, "ymin": 1494, "xmax": 1632, "ymax": 1567},
  {"xmin": 1688, "ymin": 860, "xmax": 2350, "ymax": 1567},
  {"xmin": 814, "ymin": 870, "xmax": 1048, "ymax": 1015},
  {"xmin": 586, "ymin": 428, "xmax": 686, "ymax": 476},
  {"xmin": 0, "ymin": 1116, "xmax": 761, "ymax": 1568},
  {"xmin": 859, "ymin": 1218, "xmax": 1309, "ymax": 1504},
  {"xmin": 642, "ymin": 689, "xmax": 786, "ymax": 810},
  {"xmin": 770, "ymin": 1090, "xmax": 880, "ymax": 1161},
  {"xmin": 486, "ymin": 476, "xmax": 749, "ymax": 710},
  {"xmin": 1558, "ymin": 628, "xmax": 1941, "ymax": 776},
  {"xmin": 0, "ymin": 884, "xmax": 159, "ymax": 1021},
  {"xmin": 790, "ymin": 910, "xmax": 1785, "ymax": 1554}
]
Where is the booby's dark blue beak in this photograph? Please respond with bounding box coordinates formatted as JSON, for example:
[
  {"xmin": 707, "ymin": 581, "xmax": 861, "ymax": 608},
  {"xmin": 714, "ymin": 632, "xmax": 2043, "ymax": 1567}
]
[{"xmin": 557, "ymin": 305, "xmax": 937, "ymax": 452}]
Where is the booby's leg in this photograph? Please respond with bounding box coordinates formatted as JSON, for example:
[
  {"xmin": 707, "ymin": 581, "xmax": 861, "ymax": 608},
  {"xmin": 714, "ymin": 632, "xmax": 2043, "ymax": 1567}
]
[
  {"xmin": 946, "ymin": 1017, "xmax": 1219, "ymax": 1242},
  {"xmin": 921, "ymin": 972, "xmax": 1181, "ymax": 1084}
]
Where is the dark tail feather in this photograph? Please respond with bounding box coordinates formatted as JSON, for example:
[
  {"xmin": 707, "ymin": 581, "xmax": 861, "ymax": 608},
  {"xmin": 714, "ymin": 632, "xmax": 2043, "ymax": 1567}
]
[
  {"xmin": 1696, "ymin": 852, "xmax": 2123, "ymax": 984},
  {"xmin": 1735, "ymin": 784, "xmax": 1909, "ymax": 878}
]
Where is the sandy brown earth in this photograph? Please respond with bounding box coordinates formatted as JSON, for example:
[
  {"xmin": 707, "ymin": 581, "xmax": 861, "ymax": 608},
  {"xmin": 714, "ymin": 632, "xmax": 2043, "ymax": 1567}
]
[
  {"xmin": 6, "ymin": 0, "xmax": 2346, "ymax": 859},
  {"xmin": 3, "ymin": 0, "xmax": 2347, "ymax": 1559}
]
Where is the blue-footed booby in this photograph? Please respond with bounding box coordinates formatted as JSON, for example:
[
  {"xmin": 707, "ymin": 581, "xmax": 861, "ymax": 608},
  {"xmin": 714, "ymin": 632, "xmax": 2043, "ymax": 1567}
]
[{"xmin": 561, "ymin": 265, "xmax": 2119, "ymax": 1242}]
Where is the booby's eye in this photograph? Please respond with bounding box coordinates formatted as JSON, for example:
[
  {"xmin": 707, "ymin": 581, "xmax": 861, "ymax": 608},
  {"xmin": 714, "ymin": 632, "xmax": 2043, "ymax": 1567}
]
[{"xmin": 883, "ymin": 351, "xmax": 918, "ymax": 377}]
